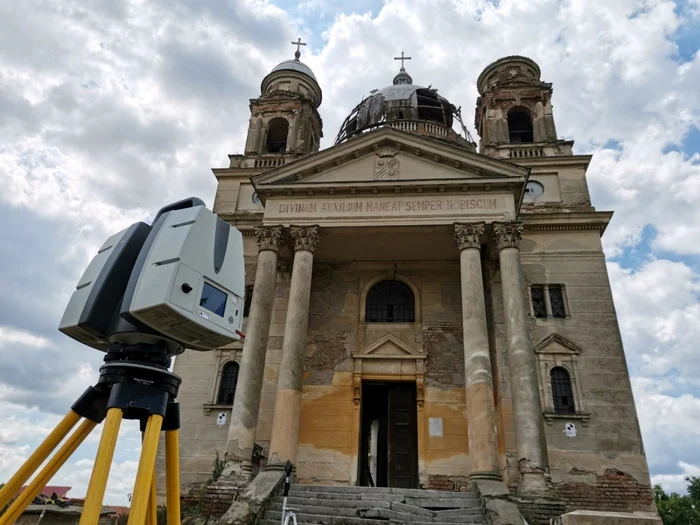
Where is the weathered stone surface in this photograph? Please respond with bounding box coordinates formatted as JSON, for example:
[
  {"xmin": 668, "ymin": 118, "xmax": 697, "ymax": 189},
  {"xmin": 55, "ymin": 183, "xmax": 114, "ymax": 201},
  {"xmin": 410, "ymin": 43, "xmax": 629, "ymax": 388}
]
[
  {"xmin": 215, "ymin": 470, "xmax": 284, "ymax": 525},
  {"xmin": 484, "ymin": 499, "xmax": 526, "ymax": 525},
  {"xmin": 552, "ymin": 510, "xmax": 662, "ymax": 525}
]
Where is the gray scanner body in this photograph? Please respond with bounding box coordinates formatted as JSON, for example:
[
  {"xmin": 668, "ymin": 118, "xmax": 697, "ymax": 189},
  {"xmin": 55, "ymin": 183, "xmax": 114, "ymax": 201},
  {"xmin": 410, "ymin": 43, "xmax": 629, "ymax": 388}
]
[{"xmin": 124, "ymin": 206, "xmax": 245, "ymax": 350}]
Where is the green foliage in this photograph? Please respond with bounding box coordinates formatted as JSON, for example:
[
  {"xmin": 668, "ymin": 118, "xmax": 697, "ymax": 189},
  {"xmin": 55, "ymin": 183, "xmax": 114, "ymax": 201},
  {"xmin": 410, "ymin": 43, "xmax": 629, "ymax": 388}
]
[
  {"xmin": 157, "ymin": 505, "xmax": 168, "ymax": 525},
  {"xmin": 211, "ymin": 450, "xmax": 229, "ymax": 482},
  {"xmin": 655, "ymin": 476, "xmax": 700, "ymax": 525}
]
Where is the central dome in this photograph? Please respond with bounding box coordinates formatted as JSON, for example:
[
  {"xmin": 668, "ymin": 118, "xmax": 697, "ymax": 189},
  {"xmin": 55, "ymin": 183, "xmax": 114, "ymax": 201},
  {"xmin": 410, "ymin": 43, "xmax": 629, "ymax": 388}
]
[{"xmin": 334, "ymin": 68, "xmax": 475, "ymax": 150}]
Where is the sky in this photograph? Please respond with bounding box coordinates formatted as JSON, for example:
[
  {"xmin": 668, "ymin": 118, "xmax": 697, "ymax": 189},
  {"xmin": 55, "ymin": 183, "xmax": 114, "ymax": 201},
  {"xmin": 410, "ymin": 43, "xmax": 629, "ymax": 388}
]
[{"xmin": 0, "ymin": 0, "xmax": 699, "ymax": 507}]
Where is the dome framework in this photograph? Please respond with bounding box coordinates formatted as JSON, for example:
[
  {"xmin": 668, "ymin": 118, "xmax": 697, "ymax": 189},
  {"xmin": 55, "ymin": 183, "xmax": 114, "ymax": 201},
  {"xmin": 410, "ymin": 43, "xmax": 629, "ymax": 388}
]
[{"xmin": 334, "ymin": 76, "xmax": 475, "ymax": 150}]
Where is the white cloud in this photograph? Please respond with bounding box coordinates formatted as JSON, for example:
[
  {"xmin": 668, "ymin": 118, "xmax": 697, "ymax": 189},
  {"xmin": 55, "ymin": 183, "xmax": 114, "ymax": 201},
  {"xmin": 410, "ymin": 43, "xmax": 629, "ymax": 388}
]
[
  {"xmin": 0, "ymin": 326, "xmax": 51, "ymax": 349},
  {"xmin": 653, "ymin": 461, "xmax": 700, "ymax": 494},
  {"xmin": 608, "ymin": 260, "xmax": 700, "ymax": 378}
]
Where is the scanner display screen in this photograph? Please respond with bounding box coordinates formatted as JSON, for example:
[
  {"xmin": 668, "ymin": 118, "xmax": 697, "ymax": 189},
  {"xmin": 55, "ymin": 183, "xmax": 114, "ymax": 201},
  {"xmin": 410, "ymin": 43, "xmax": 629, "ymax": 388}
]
[{"xmin": 200, "ymin": 282, "xmax": 227, "ymax": 317}]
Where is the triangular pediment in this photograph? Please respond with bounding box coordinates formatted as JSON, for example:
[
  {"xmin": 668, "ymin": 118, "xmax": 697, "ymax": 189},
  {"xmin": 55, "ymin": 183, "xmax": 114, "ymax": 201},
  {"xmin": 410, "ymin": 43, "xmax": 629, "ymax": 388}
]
[
  {"xmin": 534, "ymin": 334, "xmax": 582, "ymax": 355},
  {"xmin": 353, "ymin": 334, "xmax": 426, "ymax": 360},
  {"xmin": 251, "ymin": 127, "xmax": 529, "ymax": 190}
]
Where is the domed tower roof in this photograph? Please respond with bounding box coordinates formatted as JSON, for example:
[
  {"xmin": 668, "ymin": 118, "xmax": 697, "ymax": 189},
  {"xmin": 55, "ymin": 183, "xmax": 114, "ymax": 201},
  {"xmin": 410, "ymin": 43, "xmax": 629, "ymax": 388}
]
[
  {"xmin": 476, "ymin": 55, "xmax": 543, "ymax": 95},
  {"xmin": 261, "ymin": 39, "xmax": 322, "ymax": 108},
  {"xmin": 270, "ymin": 59, "xmax": 317, "ymax": 81},
  {"xmin": 334, "ymin": 54, "xmax": 475, "ymax": 150}
]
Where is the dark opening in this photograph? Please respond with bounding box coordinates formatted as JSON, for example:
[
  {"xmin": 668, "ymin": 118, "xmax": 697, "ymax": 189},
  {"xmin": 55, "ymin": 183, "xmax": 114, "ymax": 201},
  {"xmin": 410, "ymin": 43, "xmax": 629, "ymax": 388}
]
[
  {"xmin": 531, "ymin": 285, "xmax": 547, "ymax": 318},
  {"xmin": 551, "ymin": 367, "xmax": 575, "ymax": 414},
  {"xmin": 549, "ymin": 286, "xmax": 566, "ymax": 318},
  {"xmin": 243, "ymin": 285, "xmax": 254, "ymax": 317},
  {"xmin": 416, "ymin": 89, "xmax": 450, "ymax": 126},
  {"xmin": 359, "ymin": 383, "xmax": 389, "ymax": 487},
  {"xmin": 217, "ymin": 362, "xmax": 240, "ymax": 405},
  {"xmin": 508, "ymin": 106, "xmax": 534, "ymax": 143},
  {"xmin": 265, "ymin": 117, "xmax": 289, "ymax": 153},
  {"xmin": 366, "ymin": 280, "xmax": 415, "ymax": 323},
  {"xmin": 359, "ymin": 382, "xmax": 418, "ymax": 488}
]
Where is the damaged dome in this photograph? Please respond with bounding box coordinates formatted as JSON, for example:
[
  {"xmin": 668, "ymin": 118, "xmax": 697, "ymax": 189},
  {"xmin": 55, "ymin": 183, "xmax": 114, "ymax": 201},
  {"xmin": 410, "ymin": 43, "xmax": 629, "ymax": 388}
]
[{"xmin": 334, "ymin": 66, "xmax": 475, "ymax": 150}]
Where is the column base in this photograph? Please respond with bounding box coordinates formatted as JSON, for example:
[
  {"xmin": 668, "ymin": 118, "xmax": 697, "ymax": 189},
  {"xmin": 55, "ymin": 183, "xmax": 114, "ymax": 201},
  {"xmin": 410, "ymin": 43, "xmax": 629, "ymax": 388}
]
[
  {"xmin": 469, "ymin": 471, "xmax": 503, "ymax": 482},
  {"xmin": 517, "ymin": 470, "xmax": 550, "ymax": 497},
  {"xmin": 221, "ymin": 458, "xmax": 253, "ymax": 484}
]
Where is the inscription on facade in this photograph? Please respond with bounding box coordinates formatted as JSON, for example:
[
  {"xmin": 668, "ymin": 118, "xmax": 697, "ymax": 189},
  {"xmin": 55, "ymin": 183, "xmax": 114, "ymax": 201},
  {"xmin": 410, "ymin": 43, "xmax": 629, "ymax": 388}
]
[
  {"xmin": 277, "ymin": 198, "xmax": 499, "ymax": 215},
  {"xmin": 266, "ymin": 194, "xmax": 512, "ymax": 223}
]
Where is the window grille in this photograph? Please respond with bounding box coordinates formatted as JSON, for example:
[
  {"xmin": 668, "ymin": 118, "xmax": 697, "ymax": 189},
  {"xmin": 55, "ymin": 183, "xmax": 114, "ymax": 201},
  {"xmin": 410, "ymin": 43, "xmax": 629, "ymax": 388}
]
[
  {"xmin": 530, "ymin": 286, "xmax": 547, "ymax": 318},
  {"xmin": 366, "ymin": 280, "xmax": 415, "ymax": 323},
  {"xmin": 243, "ymin": 285, "xmax": 254, "ymax": 318},
  {"xmin": 549, "ymin": 286, "xmax": 566, "ymax": 318},
  {"xmin": 217, "ymin": 362, "xmax": 240, "ymax": 405},
  {"xmin": 551, "ymin": 367, "xmax": 575, "ymax": 414}
]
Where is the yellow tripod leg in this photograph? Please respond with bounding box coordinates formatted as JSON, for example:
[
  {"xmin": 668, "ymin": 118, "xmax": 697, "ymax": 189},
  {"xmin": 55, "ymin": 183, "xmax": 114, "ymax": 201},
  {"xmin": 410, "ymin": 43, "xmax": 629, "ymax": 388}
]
[
  {"xmin": 79, "ymin": 408, "xmax": 123, "ymax": 525},
  {"xmin": 0, "ymin": 410, "xmax": 81, "ymax": 509},
  {"xmin": 128, "ymin": 415, "xmax": 163, "ymax": 525},
  {"xmin": 145, "ymin": 459, "xmax": 157, "ymax": 525},
  {"xmin": 165, "ymin": 430, "xmax": 181, "ymax": 525},
  {"xmin": 0, "ymin": 418, "xmax": 96, "ymax": 525}
]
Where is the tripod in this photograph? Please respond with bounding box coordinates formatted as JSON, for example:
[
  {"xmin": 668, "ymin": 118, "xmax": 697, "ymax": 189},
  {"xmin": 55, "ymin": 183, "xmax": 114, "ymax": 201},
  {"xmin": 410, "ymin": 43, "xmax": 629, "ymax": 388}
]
[{"xmin": 0, "ymin": 342, "xmax": 183, "ymax": 525}]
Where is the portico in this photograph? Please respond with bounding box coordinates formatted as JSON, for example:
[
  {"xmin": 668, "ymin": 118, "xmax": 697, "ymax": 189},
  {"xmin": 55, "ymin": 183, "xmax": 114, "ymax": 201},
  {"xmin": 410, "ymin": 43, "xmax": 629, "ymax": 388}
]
[{"xmin": 215, "ymin": 127, "xmax": 549, "ymax": 490}]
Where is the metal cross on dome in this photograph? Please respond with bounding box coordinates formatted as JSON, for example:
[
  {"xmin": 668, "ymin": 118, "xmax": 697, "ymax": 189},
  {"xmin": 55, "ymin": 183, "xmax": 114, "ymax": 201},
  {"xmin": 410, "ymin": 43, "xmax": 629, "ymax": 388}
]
[
  {"xmin": 394, "ymin": 50, "xmax": 411, "ymax": 70},
  {"xmin": 291, "ymin": 37, "xmax": 307, "ymax": 60}
]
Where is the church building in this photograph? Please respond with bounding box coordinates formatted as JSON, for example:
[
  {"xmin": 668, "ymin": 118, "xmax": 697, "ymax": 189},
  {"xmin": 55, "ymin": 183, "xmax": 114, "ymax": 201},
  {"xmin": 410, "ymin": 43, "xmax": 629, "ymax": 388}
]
[{"xmin": 167, "ymin": 46, "xmax": 656, "ymax": 521}]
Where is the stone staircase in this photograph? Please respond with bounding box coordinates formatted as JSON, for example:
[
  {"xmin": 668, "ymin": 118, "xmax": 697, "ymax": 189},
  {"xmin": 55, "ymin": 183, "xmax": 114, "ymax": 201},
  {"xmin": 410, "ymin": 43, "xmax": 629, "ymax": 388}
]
[{"xmin": 258, "ymin": 484, "xmax": 487, "ymax": 525}]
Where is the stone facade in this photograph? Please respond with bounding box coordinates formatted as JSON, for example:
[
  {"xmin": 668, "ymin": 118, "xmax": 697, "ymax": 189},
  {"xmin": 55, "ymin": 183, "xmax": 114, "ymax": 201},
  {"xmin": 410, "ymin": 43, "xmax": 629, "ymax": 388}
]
[{"xmin": 158, "ymin": 54, "xmax": 655, "ymax": 520}]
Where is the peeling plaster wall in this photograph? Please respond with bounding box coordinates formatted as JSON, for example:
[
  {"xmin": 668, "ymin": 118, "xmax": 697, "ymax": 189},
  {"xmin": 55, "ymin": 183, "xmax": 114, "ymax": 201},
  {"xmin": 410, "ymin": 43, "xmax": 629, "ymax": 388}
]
[{"xmin": 291, "ymin": 263, "xmax": 471, "ymax": 486}]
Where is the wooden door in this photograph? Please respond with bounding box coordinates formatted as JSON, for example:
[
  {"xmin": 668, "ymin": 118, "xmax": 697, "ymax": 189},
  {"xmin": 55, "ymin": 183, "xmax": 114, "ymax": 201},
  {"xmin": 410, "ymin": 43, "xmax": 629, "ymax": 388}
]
[{"xmin": 387, "ymin": 383, "xmax": 418, "ymax": 488}]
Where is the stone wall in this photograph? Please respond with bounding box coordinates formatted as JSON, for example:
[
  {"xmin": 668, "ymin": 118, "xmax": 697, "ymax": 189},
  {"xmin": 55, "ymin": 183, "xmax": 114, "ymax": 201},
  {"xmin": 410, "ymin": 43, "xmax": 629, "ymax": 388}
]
[
  {"xmin": 181, "ymin": 479, "xmax": 241, "ymax": 519},
  {"xmin": 491, "ymin": 229, "xmax": 651, "ymax": 497}
]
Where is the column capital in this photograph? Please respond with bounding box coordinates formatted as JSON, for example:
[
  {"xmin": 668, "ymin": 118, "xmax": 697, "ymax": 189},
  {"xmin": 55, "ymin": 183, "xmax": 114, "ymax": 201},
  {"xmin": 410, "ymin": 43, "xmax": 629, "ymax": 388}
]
[
  {"xmin": 289, "ymin": 225, "xmax": 320, "ymax": 253},
  {"xmin": 454, "ymin": 222, "xmax": 485, "ymax": 251},
  {"xmin": 493, "ymin": 221, "xmax": 524, "ymax": 251},
  {"xmin": 255, "ymin": 225, "xmax": 284, "ymax": 253}
]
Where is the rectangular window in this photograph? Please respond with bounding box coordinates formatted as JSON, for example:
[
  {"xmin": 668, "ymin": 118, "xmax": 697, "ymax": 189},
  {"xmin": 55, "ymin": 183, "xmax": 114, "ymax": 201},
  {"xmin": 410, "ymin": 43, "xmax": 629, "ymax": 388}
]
[
  {"xmin": 549, "ymin": 286, "xmax": 566, "ymax": 318},
  {"xmin": 243, "ymin": 285, "xmax": 254, "ymax": 317},
  {"xmin": 530, "ymin": 286, "xmax": 547, "ymax": 318}
]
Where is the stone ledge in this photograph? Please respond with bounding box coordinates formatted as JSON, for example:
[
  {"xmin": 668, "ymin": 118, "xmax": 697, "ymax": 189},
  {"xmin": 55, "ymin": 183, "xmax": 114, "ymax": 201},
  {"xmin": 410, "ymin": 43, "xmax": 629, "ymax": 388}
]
[{"xmin": 551, "ymin": 510, "xmax": 662, "ymax": 524}]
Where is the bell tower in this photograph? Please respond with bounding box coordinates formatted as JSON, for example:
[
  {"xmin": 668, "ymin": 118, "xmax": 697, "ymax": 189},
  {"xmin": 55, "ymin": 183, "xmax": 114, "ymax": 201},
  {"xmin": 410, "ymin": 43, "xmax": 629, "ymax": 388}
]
[
  {"xmin": 243, "ymin": 39, "xmax": 323, "ymax": 160},
  {"xmin": 474, "ymin": 56, "xmax": 573, "ymax": 159}
]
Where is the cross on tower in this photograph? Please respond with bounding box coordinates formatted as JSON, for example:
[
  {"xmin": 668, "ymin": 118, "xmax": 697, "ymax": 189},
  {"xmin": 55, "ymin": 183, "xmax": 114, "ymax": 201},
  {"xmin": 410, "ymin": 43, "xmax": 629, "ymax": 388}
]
[
  {"xmin": 394, "ymin": 50, "xmax": 411, "ymax": 70},
  {"xmin": 291, "ymin": 37, "xmax": 307, "ymax": 60}
]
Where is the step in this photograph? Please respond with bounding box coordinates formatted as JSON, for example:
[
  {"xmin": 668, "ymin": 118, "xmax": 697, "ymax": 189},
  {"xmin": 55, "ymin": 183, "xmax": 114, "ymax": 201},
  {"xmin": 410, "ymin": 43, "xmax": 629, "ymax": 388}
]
[
  {"xmin": 263, "ymin": 511, "xmax": 399, "ymax": 525},
  {"xmin": 266, "ymin": 504, "xmax": 374, "ymax": 519},
  {"xmin": 290, "ymin": 485, "xmax": 480, "ymax": 500},
  {"xmin": 261, "ymin": 518, "xmax": 485, "ymax": 525},
  {"xmin": 405, "ymin": 497, "xmax": 481, "ymax": 509},
  {"xmin": 271, "ymin": 497, "xmax": 393, "ymax": 509},
  {"xmin": 285, "ymin": 491, "xmax": 406, "ymax": 503}
]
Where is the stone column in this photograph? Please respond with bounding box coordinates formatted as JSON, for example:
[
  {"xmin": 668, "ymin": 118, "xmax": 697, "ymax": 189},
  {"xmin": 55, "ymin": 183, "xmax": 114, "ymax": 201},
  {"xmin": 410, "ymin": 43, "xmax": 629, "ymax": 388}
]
[
  {"xmin": 226, "ymin": 226, "xmax": 283, "ymax": 478},
  {"xmin": 543, "ymin": 284, "xmax": 553, "ymax": 318},
  {"xmin": 454, "ymin": 223, "xmax": 501, "ymax": 481},
  {"xmin": 493, "ymin": 221, "xmax": 549, "ymax": 495},
  {"xmin": 267, "ymin": 225, "xmax": 320, "ymax": 468}
]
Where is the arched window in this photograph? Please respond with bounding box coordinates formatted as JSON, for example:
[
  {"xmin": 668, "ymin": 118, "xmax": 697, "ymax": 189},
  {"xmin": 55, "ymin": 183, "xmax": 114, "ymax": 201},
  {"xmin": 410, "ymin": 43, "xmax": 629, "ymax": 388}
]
[
  {"xmin": 366, "ymin": 280, "xmax": 415, "ymax": 323},
  {"xmin": 265, "ymin": 118, "xmax": 289, "ymax": 153},
  {"xmin": 551, "ymin": 367, "xmax": 575, "ymax": 414},
  {"xmin": 508, "ymin": 107, "xmax": 534, "ymax": 143},
  {"xmin": 217, "ymin": 362, "xmax": 240, "ymax": 405}
]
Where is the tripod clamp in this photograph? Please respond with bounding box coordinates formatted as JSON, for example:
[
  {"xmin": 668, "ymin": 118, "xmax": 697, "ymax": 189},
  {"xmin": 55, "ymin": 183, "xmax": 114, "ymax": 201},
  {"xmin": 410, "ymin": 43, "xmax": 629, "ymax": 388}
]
[{"xmin": 71, "ymin": 341, "xmax": 182, "ymax": 429}]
